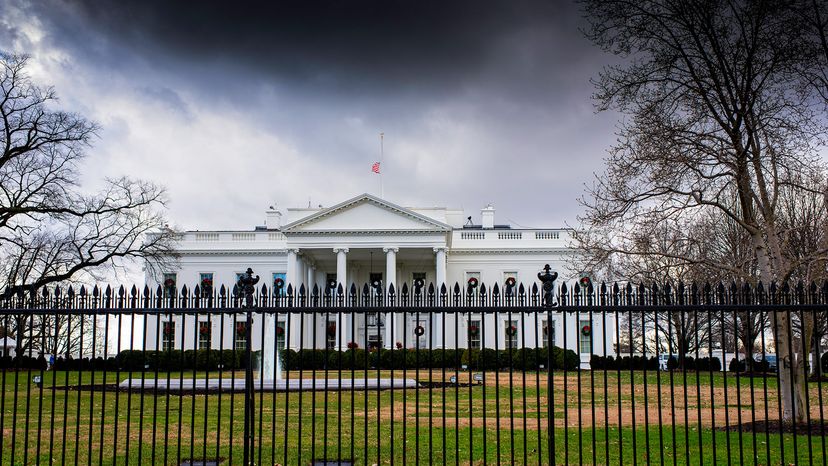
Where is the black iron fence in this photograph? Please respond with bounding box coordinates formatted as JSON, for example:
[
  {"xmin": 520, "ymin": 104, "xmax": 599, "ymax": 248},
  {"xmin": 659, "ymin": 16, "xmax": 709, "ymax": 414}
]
[{"xmin": 1, "ymin": 271, "xmax": 827, "ymax": 464}]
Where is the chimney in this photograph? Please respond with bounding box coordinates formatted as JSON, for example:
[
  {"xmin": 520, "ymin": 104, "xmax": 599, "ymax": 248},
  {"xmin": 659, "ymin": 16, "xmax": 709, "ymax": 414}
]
[
  {"xmin": 266, "ymin": 207, "xmax": 282, "ymax": 230},
  {"xmin": 481, "ymin": 204, "xmax": 495, "ymax": 229}
]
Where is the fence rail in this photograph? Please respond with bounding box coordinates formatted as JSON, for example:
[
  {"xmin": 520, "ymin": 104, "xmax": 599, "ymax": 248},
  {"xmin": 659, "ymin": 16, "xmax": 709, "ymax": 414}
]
[{"xmin": 0, "ymin": 271, "xmax": 827, "ymax": 464}]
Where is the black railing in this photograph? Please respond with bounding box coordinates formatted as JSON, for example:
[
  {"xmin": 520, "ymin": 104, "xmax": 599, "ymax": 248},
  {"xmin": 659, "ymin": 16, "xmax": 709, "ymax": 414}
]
[{"xmin": 0, "ymin": 275, "xmax": 827, "ymax": 464}]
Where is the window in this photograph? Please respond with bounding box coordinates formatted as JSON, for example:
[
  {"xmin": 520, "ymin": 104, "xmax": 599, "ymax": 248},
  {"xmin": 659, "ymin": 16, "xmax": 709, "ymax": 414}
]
[
  {"xmin": 326, "ymin": 320, "xmax": 337, "ymax": 350},
  {"xmin": 234, "ymin": 320, "xmax": 247, "ymax": 352},
  {"xmin": 542, "ymin": 320, "xmax": 556, "ymax": 348},
  {"xmin": 276, "ymin": 321, "xmax": 286, "ymax": 350},
  {"xmin": 366, "ymin": 312, "xmax": 383, "ymax": 327},
  {"xmin": 325, "ymin": 273, "xmax": 338, "ymax": 293},
  {"xmin": 465, "ymin": 271, "xmax": 481, "ymax": 294},
  {"xmin": 503, "ymin": 271, "xmax": 518, "ymax": 295},
  {"xmin": 369, "ymin": 273, "xmax": 383, "ymax": 293},
  {"xmin": 162, "ymin": 321, "xmax": 175, "ymax": 351},
  {"xmin": 468, "ymin": 319, "xmax": 481, "ymax": 349},
  {"xmin": 416, "ymin": 320, "xmax": 428, "ymax": 349},
  {"xmin": 579, "ymin": 320, "xmax": 592, "ymax": 354},
  {"xmin": 199, "ymin": 273, "xmax": 214, "ymax": 296},
  {"xmin": 163, "ymin": 273, "xmax": 177, "ymax": 297},
  {"xmin": 542, "ymin": 320, "xmax": 548, "ymax": 348},
  {"xmin": 272, "ymin": 273, "xmax": 286, "ymax": 295},
  {"xmin": 505, "ymin": 320, "xmax": 518, "ymax": 349},
  {"xmin": 412, "ymin": 272, "xmax": 427, "ymax": 286},
  {"xmin": 198, "ymin": 321, "xmax": 211, "ymax": 350}
]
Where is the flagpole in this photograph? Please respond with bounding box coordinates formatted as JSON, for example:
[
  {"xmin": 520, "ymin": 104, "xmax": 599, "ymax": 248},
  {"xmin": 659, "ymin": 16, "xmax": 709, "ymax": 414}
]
[{"xmin": 380, "ymin": 132, "xmax": 384, "ymax": 199}]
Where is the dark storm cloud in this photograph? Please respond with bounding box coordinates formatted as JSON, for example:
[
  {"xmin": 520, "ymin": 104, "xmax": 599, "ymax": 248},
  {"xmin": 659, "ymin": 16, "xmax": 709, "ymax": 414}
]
[
  {"xmin": 1, "ymin": 0, "xmax": 619, "ymax": 232},
  {"xmin": 37, "ymin": 0, "xmax": 584, "ymax": 101}
]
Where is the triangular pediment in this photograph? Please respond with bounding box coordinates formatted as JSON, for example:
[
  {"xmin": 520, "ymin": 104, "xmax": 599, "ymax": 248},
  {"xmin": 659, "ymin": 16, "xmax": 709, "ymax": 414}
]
[{"xmin": 282, "ymin": 194, "xmax": 451, "ymax": 233}]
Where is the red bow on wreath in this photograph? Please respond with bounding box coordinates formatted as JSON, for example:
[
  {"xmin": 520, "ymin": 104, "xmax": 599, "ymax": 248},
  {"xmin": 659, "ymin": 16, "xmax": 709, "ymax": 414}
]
[
  {"xmin": 506, "ymin": 325, "xmax": 518, "ymax": 336},
  {"xmin": 199, "ymin": 323, "xmax": 210, "ymax": 336},
  {"xmin": 326, "ymin": 324, "xmax": 337, "ymax": 336},
  {"xmin": 236, "ymin": 323, "xmax": 246, "ymax": 336},
  {"xmin": 467, "ymin": 277, "xmax": 479, "ymax": 288},
  {"xmin": 276, "ymin": 326, "xmax": 285, "ymax": 336},
  {"xmin": 468, "ymin": 325, "xmax": 479, "ymax": 336},
  {"xmin": 581, "ymin": 325, "xmax": 591, "ymax": 336}
]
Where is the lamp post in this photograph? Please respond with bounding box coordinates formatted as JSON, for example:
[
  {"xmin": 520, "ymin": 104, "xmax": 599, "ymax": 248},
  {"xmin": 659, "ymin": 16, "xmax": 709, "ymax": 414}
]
[
  {"xmin": 537, "ymin": 263, "xmax": 558, "ymax": 461},
  {"xmin": 238, "ymin": 267, "xmax": 259, "ymax": 465}
]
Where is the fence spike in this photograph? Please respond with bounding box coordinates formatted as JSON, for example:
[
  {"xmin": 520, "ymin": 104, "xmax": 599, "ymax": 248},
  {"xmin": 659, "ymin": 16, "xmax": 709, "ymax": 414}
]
[
  {"xmin": 261, "ymin": 283, "xmax": 269, "ymax": 296},
  {"xmin": 232, "ymin": 284, "xmax": 239, "ymax": 296},
  {"xmin": 155, "ymin": 285, "xmax": 163, "ymax": 297},
  {"xmin": 651, "ymin": 282, "xmax": 659, "ymax": 305},
  {"xmin": 796, "ymin": 280, "xmax": 805, "ymax": 303},
  {"xmin": 312, "ymin": 283, "xmax": 319, "ymax": 297},
  {"xmin": 79, "ymin": 285, "xmax": 87, "ymax": 297},
  {"xmin": 389, "ymin": 283, "xmax": 396, "ymax": 296},
  {"xmin": 67, "ymin": 285, "xmax": 75, "ymax": 298},
  {"xmin": 688, "ymin": 281, "xmax": 697, "ymax": 299},
  {"xmin": 219, "ymin": 284, "xmax": 227, "ymax": 297},
  {"xmin": 492, "ymin": 282, "xmax": 499, "ymax": 296},
  {"xmin": 587, "ymin": 280, "xmax": 594, "ymax": 296},
  {"xmin": 54, "ymin": 285, "xmax": 61, "ymax": 297},
  {"xmin": 193, "ymin": 284, "xmax": 201, "ymax": 297},
  {"xmin": 600, "ymin": 281, "xmax": 607, "ymax": 295},
  {"xmin": 181, "ymin": 285, "xmax": 188, "ymax": 297},
  {"xmin": 440, "ymin": 283, "xmax": 447, "ymax": 296},
  {"xmin": 299, "ymin": 283, "xmax": 307, "ymax": 297},
  {"xmin": 349, "ymin": 283, "xmax": 357, "ymax": 296},
  {"xmin": 480, "ymin": 283, "xmax": 487, "ymax": 295},
  {"xmin": 453, "ymin": 282, "xmax": 461, "ymax": 295},
  {"xmin": 105, "ymin": 284, "xmax": 112, "ymax": 298}
]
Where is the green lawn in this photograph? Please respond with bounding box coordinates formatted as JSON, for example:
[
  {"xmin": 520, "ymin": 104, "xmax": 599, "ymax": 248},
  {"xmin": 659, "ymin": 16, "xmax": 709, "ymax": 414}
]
[{"xmin": 1, "ymin": 369, "xmax": 827, "ymax": 464}]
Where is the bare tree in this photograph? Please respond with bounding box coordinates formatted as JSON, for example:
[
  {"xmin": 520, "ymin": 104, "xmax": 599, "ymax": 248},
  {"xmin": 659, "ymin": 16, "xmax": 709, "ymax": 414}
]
[
  {"xmin": 0, "ymin": 53, "xmax": 177, "ymax": 355},
  {"xmin": 580, "ymin": 0, "xmax": 828, "ymax": 423}
]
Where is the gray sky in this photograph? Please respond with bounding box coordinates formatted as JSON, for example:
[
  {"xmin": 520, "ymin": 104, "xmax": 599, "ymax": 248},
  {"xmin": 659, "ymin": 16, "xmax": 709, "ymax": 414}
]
[{"xmin": 0, "ymin": 0, "xmax": 619, "ymax": 231}]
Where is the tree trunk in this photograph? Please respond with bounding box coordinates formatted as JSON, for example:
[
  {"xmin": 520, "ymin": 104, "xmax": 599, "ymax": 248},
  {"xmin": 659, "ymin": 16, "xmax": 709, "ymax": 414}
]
[{"xmin": 755, "ymin": 232, "xmax": 805, "ymax": 424}]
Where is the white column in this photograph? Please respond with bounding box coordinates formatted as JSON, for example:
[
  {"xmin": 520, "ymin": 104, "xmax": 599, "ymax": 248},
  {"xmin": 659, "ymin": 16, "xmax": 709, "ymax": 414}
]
[
  {"xmin": 286, "ymin": 249, "xmax": 299, "ymax": 289},
  {"xmin": 434, "ymin": 247, "xmax": 447, "ymax": 290},
  {"xmin": 384, "ymin": 247, "xmax": 398, "ymax": 349},
  {"xmin": 306, "ymin": 261, "xmax": 316, "ymax": 292},
  {"xmin": 433, "ymin": 247, "xmax": 447, "ymax": 348},
  {"xmin": 297, "ymin": 258, "xmax": 306, "ymax": 293},
  {"xmin": 334, "ymin": 248, "xmax": 349, "ymax": 349},
  {"xmin": 384, "ymin": 247, "xmax": 398, "ymax": 292},
  {"xmin": 286, "ymin": 248, "xmax": 300, "ymax": 349}
]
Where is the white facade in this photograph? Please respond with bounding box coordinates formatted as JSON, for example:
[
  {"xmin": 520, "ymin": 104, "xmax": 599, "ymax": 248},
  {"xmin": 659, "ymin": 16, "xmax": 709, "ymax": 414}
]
[{"xmin": 145, "ymin": 194, "xmax": 614, "ymax": 371}]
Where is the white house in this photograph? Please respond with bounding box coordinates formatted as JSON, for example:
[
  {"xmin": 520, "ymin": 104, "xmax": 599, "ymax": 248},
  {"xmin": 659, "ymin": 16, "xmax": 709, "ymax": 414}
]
[{"xmin": 145, "ymin": 193, "xmax": 614, "ymax": 373}]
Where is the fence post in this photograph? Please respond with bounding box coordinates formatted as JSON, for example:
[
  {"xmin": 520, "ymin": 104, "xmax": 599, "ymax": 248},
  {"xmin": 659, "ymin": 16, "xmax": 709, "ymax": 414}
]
[
  {"xmin": 239, "ymin": 268, "xmax": 260, "ymax": 466},
  {"xmin": 538, "ymin": 264, "xmax": 558, "ymax": 465}
]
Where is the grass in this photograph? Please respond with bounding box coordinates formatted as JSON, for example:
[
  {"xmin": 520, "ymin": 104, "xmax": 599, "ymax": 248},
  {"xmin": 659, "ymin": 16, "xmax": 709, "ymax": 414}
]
[{"xmin": 2, "ymin": 368, "xmax": 828, "ymax": 464}]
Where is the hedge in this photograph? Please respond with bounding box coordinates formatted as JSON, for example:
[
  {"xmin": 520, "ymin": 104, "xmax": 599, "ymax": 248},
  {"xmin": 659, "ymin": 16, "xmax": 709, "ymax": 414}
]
[
  {"xmin": 590, "ymin": 355, "xmax": 722, "ymax": 372},
  {"xmin": 278, "ymin": 346, "xmax": 579, "ymax": 371},
  {"xmin": 729, "ymin": 357, "xmax": 772, "ymax": 373},
  {"xmin": 590, "ymin": 355, "xmax": 658, "ymax": 371},
  {"xmin": 114, "ymin": 349, "xmax": 259, "ymax": 372},
  {"xmin": 0, "ymin": 355, "xmax": 47, "ymax": 370}
]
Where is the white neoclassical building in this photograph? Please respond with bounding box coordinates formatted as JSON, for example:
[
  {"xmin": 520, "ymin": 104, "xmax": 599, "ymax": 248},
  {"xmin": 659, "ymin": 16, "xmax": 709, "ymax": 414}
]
[{"xmin": 145, "ymin": 193, "xmax": 614, "ymax": 371}]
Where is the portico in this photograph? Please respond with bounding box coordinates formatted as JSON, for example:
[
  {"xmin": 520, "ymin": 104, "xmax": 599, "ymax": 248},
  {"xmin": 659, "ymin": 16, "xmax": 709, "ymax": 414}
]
[{"xmin": 278, "ymin": 194, "xmax": 451, "ymax": 350}]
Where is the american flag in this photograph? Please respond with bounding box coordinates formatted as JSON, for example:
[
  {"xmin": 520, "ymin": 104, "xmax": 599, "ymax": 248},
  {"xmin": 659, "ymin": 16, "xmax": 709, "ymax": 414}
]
[{"xmin": 372, "ymin": 161, "xmax": 381, "ymax": 174}]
